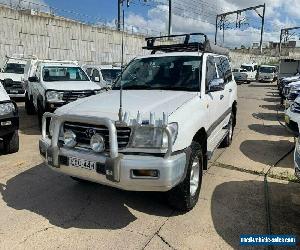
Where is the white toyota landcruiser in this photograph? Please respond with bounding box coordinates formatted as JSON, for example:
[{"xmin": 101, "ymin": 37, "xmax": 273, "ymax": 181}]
[
  {"xmin": 39, "ymin": 34, "xmax": 237, "ymax": 211},
  {"xmin": 23, "ymin": 60, "xmax": 103, "ymax": 127}
]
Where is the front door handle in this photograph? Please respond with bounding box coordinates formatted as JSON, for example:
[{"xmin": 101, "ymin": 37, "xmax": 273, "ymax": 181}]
[{"xmin": 220, "ymin": 94, "xmax": 224, "ymax": 100}]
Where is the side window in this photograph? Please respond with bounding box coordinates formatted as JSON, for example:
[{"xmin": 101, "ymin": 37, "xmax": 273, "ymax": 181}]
[
  {"xmin": 206, "ymin": 56, "xmax": 217, "ymax": 90},
  {"xmin": 92, "ymin": 69, "xmax": 100, "ymax": 80},
  {"xmin": 215, "ymin": 56, "xmax": 232, "ymax": 84}
]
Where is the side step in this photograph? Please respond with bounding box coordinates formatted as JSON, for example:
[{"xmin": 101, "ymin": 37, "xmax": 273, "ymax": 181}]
[{"xmin": 207, "ymin": 128, "xmax": 229, "ymax": 160}]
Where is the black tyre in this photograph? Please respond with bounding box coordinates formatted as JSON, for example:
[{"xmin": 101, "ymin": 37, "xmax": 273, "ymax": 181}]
[
  {"xmin": 3, "ymin": 131, "xmax": 19, "ymax": 154},
  {"xmin": 167, "ymin": 141, "xmax": 203, "ymax": 212},
  {"xmin": 220, "ymin": 113, "xmax": 234, "ymax": 148},
  {"xmin": 247, "ymin": 81, "xmax": 251, "ymax": 84},
  {"xmin": 37, "ymin": 102, "xmax": 44, "ymax": 130},
  {"xmin": 25, "ymin": 94, "xmax": 35, "ymax": 115}
]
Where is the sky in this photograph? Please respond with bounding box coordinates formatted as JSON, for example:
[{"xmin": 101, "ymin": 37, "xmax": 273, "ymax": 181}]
[{"xmin": 1, "ymin": 0, "xmax": 300, "ymax": 48}]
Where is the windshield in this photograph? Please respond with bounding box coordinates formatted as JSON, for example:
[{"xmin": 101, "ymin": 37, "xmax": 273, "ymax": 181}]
[
  {"xmin": 101, "ymin": 69, "xmax": 121, "ymax": 82},
  {"xmin": 259, "ymin": 67, "xmax": 275, "ymax": 73},
  {"xmin": 42, "ymin": 66, "xmax": 89, "ymax": 82},
  {"xmin": 241, "ymin": 65, "xmax": 253, "ymax": 72},
  {"xmin": 3, "ymin": 63, "xmax": 25, "ymax": 74},
  {"xmin": 113, "ymin": 56, "xmax": 201, "ymax": 91}
]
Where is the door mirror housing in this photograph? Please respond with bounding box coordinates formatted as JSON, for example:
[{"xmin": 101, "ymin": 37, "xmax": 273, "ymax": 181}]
[
  {"xmin": 208, "ymin": 78, "xmax": 225, "ymax": 92},
  {"xmin": 28, "ymin": 76, "xmax": 39, "ymax": 82},
  {"xmin": 93, "ymin": 76, "xmax": 100, "ymax": 82}
]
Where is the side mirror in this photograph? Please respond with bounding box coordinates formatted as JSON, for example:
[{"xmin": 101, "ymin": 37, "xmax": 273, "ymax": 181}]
[
  {"xmin": 94, "ymin": 76, "xmax": 100, "ymax": 82},
  {"xmin": 208, "ymin": 78, "xmax": 225, "ymax": 92},
  {"xmin": 28, "ymin": 76, "xmax": 38, "ymax": 82}
]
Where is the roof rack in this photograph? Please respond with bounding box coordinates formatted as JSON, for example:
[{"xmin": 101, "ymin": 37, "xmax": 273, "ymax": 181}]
[{"xmin": 143, "ymin": 33, "xmax": 229, "ymax": 56}]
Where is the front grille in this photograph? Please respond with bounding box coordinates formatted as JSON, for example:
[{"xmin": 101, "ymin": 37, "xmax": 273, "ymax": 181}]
[
  {"xmin": 2, "ymin": 80, "xmax": 25, "ymax": 94},
  {"xmin": 63, "ymin": 122, "xmax": 131, "ymax": 150},
  {"xmin": 62, "ymin": 90, "xmax": 95, "ymax": 103}
]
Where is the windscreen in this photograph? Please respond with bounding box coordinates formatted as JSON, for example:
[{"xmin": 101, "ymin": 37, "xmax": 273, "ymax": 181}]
[
  {"xmin": 113, "ymin": 56, "xmax": 202, "ymax": 91},
  {"xmin": 3, "ymin": 63, "xmax": 25, "ymax": 74},
  {"xmin": 101, "ymin": 69, "xmax": 121, "ymax": 82},
  {"xmin": 42, "ymin": 66, "xmax": 89, "ymax": 82},
  {"xmin": 241, "ymin": 65, "xmax": 253, "ymax": 72},
  {"xmin": 259, "ymin": 67, "xmax": 275, "ymax": 73}
]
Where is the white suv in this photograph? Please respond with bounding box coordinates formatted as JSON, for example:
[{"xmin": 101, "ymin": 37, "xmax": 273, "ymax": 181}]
[
  {"xmin": 39, "ymin": 34, "xmax": 237, "ymax": 211},
  {"xmin": 23, "ymin": 60, "xmax": 103, "ymax": 127},
  {"xmin": 0, "ymin": 55, "xmax": 35, "ymax": 98}
]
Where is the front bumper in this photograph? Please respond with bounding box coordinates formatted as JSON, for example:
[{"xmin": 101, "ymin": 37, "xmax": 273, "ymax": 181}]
[
  {"xmin": 39, "ymin": 112, "xmax": 184, "ymax": 192},
  {"xmin": 39, "ymin": 137, "xmax": 186, "ymax": 191},
  {"xmin": 0, "ymin": 116, "xmax": 19, "ymax": 137},
  {"xmin": 9, "ymin": 93, "xmax": 26, "ymax": 98},
  {"xmin": 294, "ymin": 148, "xmax": 300, "ymax": 179}
]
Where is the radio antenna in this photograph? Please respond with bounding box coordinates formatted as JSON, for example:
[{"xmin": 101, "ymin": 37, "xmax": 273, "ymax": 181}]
[{"xmin": 118, "ymin": 7, "xmax": 125, "ymax": 122}]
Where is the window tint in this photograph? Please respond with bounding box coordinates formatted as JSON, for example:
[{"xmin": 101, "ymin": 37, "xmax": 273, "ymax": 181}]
[
  {"xmin": 206, "ymin": 56, "xmax": 217, "ymax": 89},
  {"xmin": 215, "ymin": 56, "xmax": 232, "ymax": 83},
  {"xmin": 42, "ymin": 67, "xmax": 89, "ymax": 82}
]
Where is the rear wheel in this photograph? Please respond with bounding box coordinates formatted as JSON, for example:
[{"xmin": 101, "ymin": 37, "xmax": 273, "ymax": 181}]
[
  {"xmin": 167, "ymin": 141, "xmax": 203, "ymax": 212},
  {"xmin": 3, "ymin": 131, "xmax": 19, "ymax": 154},
  {"xmin": 220, "ymin": 113, "xmax": 234, "ymax": 148}
]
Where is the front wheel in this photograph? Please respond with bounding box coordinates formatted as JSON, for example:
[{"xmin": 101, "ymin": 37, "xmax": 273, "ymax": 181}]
[
  {"xmin": 167, "ymin": 141, "xmax": 203, "ymax": 212},
  {"xmin": 25, "ymin": 94, "xmax": 35, "ymax": 115},
  {"xmin": 3, "ymin": 131, "xmax": 19, "ymax": 154},
  {"xmin": 37, "ymin": 102, "xmax": 44, "ymax": 130}
]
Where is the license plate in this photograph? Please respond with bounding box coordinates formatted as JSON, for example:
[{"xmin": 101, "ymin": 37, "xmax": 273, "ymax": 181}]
[
  {"xmin": 69, "ymin": 157, "xmax": 96, "ymax": 171},
  {"xmin": 285, "ymin": 115, "xmax": 290, "ymax": 124}
]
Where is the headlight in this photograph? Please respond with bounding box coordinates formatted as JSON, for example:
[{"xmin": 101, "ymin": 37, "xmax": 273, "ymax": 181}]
[
  {"xmin": 0, "ymin": 102, "xmax": 15, "ymax": 115},
  {"xmin": 46, "ymin": 91, "xmax": 63, "ymax": 102},
  {"xmin": 63, "ymin": 130, "xmax": 77, "ymax": 148},
  {"xmin": 131, "ymin": 123, "xmax": 178, "ymax": 149},
  {"xmin": 90, "ymin": 134, "xmax": 105, "ymax": 152}
]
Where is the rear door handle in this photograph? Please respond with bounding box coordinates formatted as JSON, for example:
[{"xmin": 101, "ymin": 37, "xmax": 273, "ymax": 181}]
[
  {"xmin": 229, "ymin": 89, "xmax": 232, "ymax": 92},
  {"xmin": 220, "ymin": 95, "xmax": 224, "ymax": 100}
]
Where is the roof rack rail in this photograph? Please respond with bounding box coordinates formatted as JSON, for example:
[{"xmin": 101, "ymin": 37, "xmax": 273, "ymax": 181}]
[{"xmin": 143, "ymin": 33, "xmax": 229, "ymax": 56}]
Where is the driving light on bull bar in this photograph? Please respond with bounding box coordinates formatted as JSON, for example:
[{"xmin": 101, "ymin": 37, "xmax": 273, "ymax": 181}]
[
  {"xmin": 63, "ymin": 130, "xmax": 77, "ymax": 148},
  {"xmin": 90, "ymin": 134, "xmax": 105, "ymax": 152}
]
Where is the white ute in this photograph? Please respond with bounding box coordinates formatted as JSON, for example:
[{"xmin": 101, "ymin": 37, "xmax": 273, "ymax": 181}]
[
  {"xmin": 82, "ymin": 64, "xmax": 121, "ymax": 89},
  {"xmin": 39, "ymin": 34, "xmax": 237, "ymax": 211},
  {"xmin": 241, "ymin": 63, "xmax": 258, "ymax": 83},
  {"xmin": 258, "ymin": 65, "xmax": 277, "ymax": 82},
  {"xmin": 23, "ymin": 60, "xmax": 103, "ymax": 127},
  {"xmin": 0, "ymin": 54, "xmax": 34, "ymax": 98}
]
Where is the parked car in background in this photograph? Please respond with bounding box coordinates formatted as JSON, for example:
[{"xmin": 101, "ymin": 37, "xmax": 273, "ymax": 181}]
[
  {"xmin": 257, "ymin": 65, "xmax": 277, "ymax": 82},
  {"xmin": 284, "ymin": 81, "xmax": 300, "ymax": 109},
  {"xmin": 39, "ymin": 34, "xmax": 237, "ymax": 212},
  {"xmin": 278, "ymin": 57, "xmax": 300, "ymax": 80},
  {"xmin": 285, "ymin": 95, "xmax": 300, "ymax": 134},
  {"xmin": 0, "ymin": 81, "xmax": 19, "ymax": 154},
  {"xmin": 232, "ymin": 68, "xmax": 248, "ymax": 84},
  {"xmin": 0, "ymin": 54, "xmax": 36, "ymax": 98},
  {"xmin": 82, "ymin": 64, "xmax": 121, "ymax": 89},
  {"xmin": 280, "ymin": 77, "xmax": 300, "ymax": 105},
  {"xmin": 24, "ymin": 59, "xmax": 102, "ymax": 127},
  {"xmin": 241, "ymin": 63, "xmax": 258, "ymax": 83}
]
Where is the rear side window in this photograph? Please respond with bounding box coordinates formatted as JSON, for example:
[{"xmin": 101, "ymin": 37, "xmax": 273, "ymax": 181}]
[{"xmin": 215, "ymin": 56, "xmax": 232, "ymax": 83}]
